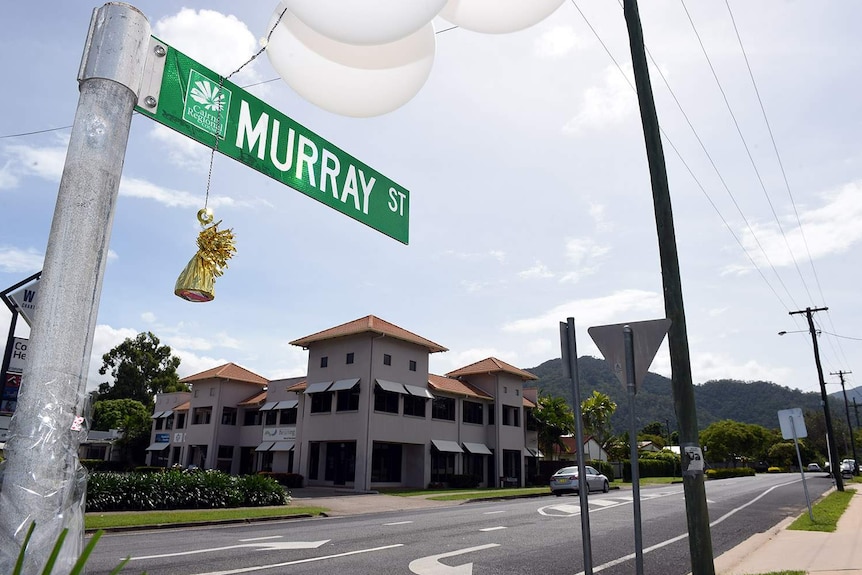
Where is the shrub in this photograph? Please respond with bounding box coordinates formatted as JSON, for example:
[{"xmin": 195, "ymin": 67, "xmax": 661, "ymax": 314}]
[
  {"xmin": 258, "ymin": 471, "xmax": 304, "ymax": 488},
  {"xmin": 622, "ymin": 459, "xmax": 675, "ymax": 481},
  {"xmin": 81, "ymin": 459, "xmax": 128, "ymax": 472},
  {"xmin": 587, "ymin": 460, "xmax": 614, "ymax": 480},
  {"xmin": 86, "ymin": 470, "xmax": 288, "ymax": 512},
  {"xmin": 767, "ymin": 466, "xmax": 783, "ymax": 473},
  {"xmin": 448, "ymin": 474, "xmax": 481, "ymax": 488},
  {"xmin": 706, "ymin": 467, "xmax": 756, "ymax": 479}
]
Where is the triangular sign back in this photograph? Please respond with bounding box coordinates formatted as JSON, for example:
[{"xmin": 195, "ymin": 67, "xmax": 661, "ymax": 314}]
[{"xmin": 588, "ymin": 318, "xmax": 671, "ymax": 389}]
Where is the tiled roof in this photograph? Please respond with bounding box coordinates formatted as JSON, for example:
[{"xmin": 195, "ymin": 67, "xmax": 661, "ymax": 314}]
[
  {"xmin": 173, "ymin": 401, "xmax": 190, "ymax": 411},
  {"xmin": 522, "ymin": 397, "xmax": 536, "ymax": 408},
  {"xmin": 446, "ymin": 357, "xmax": 538, "ymax": 381},
  {"xmin": 290, "ymin": 315, "xmax": 448, "ymax": 353},
  {"xmin": 238, "ymin": 390, "xmax": 267, "ymax": 406},
  {"xmin": 287, "ymin": 381, "xmax": 307, "ymax": 392},
  {"xmin": 428, "ymin": 374, "xmax": 493, "ymax": 400},
  {"xmin": 180, "ymin": 362, "xmax": 268, "ymax": 386}
]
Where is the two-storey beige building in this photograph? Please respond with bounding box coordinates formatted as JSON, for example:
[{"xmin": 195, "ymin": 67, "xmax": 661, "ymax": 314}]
[{"xmin": 148, "ymin": 315, "xmax": 540, "ymax": 490}]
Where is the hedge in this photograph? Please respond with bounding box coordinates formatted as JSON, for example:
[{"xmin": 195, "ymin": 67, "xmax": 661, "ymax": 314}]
[
  {"xmin": 258, "ymin": 472, "xmax": 304, "ymax": 488},
  {"xmin": 86, "ymin": 470, "xmax": 288, "ymax": 512},
  {"xmin": 621, "ymin": 459, "xmax": 675, "ymax": 481},
  {"xmin": 706, "ymin": 467, "xmax": 756, "ymax": 479}
]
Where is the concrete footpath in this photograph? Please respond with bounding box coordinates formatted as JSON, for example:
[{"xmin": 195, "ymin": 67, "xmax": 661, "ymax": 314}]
[{"xmin": 713, "ymin": 487, "xmax": 862, "ymax": 575}]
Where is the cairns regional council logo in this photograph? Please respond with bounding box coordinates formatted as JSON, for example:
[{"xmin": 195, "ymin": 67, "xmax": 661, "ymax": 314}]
[{"xmin": 182, "ymin": 69, "xmax": 232, "ymax": 139}]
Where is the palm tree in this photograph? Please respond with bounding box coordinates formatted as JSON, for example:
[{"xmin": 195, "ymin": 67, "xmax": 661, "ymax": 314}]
[
  {"xmin": 534, "ymin": 395, "xmax": 575, "ymax": 460},
  {"xmin": 581, "ymin": 390, "xmax": 617, "ymax": 457}
]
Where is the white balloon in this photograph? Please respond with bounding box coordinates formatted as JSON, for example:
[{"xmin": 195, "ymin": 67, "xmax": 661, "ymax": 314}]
[
  {"xmin": 266, "ymin": 5, "xmax": 436, "ymax": 117},
  {"xmin": 440, "ymin": 0, "xmax": 565, "ymax": 34},
  {"xmin": 282, "ymin": 0, "xmax": 446, "ymax": 45}
]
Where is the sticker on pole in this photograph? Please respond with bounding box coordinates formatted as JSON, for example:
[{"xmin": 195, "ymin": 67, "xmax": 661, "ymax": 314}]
[{"xmin": 683, "ymin": 445, "xmax": 704, "ymax": 475}]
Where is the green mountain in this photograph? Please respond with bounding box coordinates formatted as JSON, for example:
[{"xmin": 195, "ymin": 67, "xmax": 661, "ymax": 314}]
[{"xmin": 526, "ymin": 356, "xmax": 841, "ymax": 435}]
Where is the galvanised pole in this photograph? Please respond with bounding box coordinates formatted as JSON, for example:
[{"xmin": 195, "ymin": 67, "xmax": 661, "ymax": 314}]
[
  {"xmin": 622, "ymin": 1, "xmax": 714, "ymax": 573},
  {"xmin": 0, "ymin": 4, "xmax": 149, "ymax": 573}
]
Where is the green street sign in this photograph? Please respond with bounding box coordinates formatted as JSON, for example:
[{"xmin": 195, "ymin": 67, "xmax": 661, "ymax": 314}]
[{"xmin": 135, "ymin": 37, "xmax": 409, "ymax": 244}]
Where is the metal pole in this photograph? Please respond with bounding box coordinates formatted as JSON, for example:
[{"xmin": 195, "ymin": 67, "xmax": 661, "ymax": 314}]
[
  {"xmin": 625, "ymin": 327, "xmax": 644, "ymax": 575},
  {"xmin": 0, "ymin": 5, "xmax": 149, "ymax": 573},
  {"xmin": 622, "ymin": 1, "xmax": 714, "ymax": 573},
  {"xmin": 831, "ymin": 371, "xmax": 858, "ymax": 475},
  {"xmin": 560, "ymin": 318, "xmax": 593, "ymax": 575},
  {"xmin": 791, "ymin": 307, "xmax": 844, "ymax": 491},
  {"xmin": 790, "ymin": 415, "xmax": 813, "ymax": 521}
]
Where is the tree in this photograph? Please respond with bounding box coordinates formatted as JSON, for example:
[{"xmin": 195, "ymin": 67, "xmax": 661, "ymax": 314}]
[
  {"xmin": 90, "ymin": 398, "xmax": 153, "ymax": 466},
  {"xmin": 581, "ymin": 390, "xmax": 617, "ymax": 449},
  {"xmin": 97, "ymin": 331, "xmax": 185, "ymax": 406},
  {"xmin": 700, "ymin": 420, "xmax": 776, "ymax": 465},
  {"xmin": 533, "ymin": 395, "xmax": 575, "ymax": 460},
  {"xmin": 641, "ymin": 421, "xmax": 665, "ymax": 436}
]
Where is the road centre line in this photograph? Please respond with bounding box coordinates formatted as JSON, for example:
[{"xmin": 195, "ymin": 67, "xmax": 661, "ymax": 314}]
[
  {"xmin": 384, "ymin": 521, "xmax": 413, "ymax": 525},
  {"xmin": 484, "ymin": 511, "xmax": 506, "ymax": 515},
  {"xmin": 574, "ymin": 479, "xmax": 801, "ymax": 575},
  {"xmin": 192, "ymin": 544, "xmax": 404, "ymax": 575},
  {"xmin": 479, "ymin": 526, "xmax": 507, "ymax": 532}
]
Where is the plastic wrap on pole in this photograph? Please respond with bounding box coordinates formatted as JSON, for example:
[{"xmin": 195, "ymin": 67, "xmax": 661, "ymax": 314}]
[{"xmin": 0, "ymin": 4, "xmax": 149, "ymax": 572}]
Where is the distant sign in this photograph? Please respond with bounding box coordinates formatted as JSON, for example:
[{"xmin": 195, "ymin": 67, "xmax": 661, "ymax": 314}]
[
  {"xmin": 778, "ymin": 408, "xmax": 807, "ymax": 440},
  {"xmin": 8, "ymin": 338, "xmax": 28, "ymax": 373},
  {"xmin": 8, "ymin": 279, "xmax": 39, "ymax": 326},
  {"xmin": 135, "ymin": 37, "xmax": 410, "ymax": 244}
]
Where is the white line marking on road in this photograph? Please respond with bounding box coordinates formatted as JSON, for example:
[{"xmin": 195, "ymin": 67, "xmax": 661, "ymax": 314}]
[
  {"xmin": 409, "ymin": 543, "xmax": 500, "ymax": 575},
  {"xmin": 574, "ymin": 479, "xmax": 801, "ymax": 574},
  {"xmin": 192, "ymin": 544, "xmax": 404, "ymax": 575},
  {"xmin": 130, "ymin": 540, "xmax": 330, "ymax": 560},
  {"xmin": 589, "ymin": 499, "xmax": 618, "ymax": 507},
  {"xmin": 238, "ymin": 536, "xmax": 282, "ymax": 542},
  {"xmin": 479, "ymin": 526, "xmax": 507, "ymax": 532},
  {"xmin": 384, "ymin": 521, "xmax": 413, "ymax": 525},
  {"xmin": 483, "ymin": 511, "xmax": 506, "ymax": 515}
]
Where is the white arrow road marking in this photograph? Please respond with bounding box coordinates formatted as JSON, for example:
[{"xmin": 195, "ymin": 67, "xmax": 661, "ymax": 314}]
[
  {"xmin": 129, "ymin": 540, "xmax": 330, "ymax": 560},
  {"xmin": 194, "ymin": 544, "xmax": 403, "ymax": 575},
  {"xmin": 409, "ymin": 543, "xmax": 500, "ymax": 575},
  {"xmin": 239, "ymin": 536, "xmax": 282, "ymax": 542}
]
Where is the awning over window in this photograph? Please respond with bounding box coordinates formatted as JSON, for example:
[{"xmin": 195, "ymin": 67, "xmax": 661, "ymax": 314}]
[
  {"xmin": 330, "ymin": 378, "xmax": 360, "ymax": 392},
  {"xmin": 431, "ymin": 439, "xmax": 463, "ymax": 453},
  {"xmin": 259, "ymin": 402, "xmax": 278, "ymax": 411},
  {"xmin": 270, "ymin": 441, "xmax": 295, "ymax": 452},
  {"xmin": 304, "ymin": 381, "xmax": 333, "ymax": 394},
  {"xmin": 150, "ymin": 411, "xmax": 165, "ymax": 419},
  {"xmin": 376, "ymin": 379, "xmax": 407, "ymax": 394},
  {"xmin": 463, "ymin": 442, "xmax": 492, "ymax": 455},
  {"xmin": 146, "ymin": 442, "xmax": 170, "ymax": 451},
  {"xmin": 404, "ymin": 384, "xmax": 433, "ymax": 399},
  {"xmin": 274, "ymin": 399, "xmax": 299, "ymax": 409},
  {"xmin": 255, "ymin": 442, "xmax": 274, "ymax": 452},
  {"xmin": 161, "ymin": 410, "xmax": 173, "ymax": 418},
  {"xmin": 524, "ymin": 447, "xmax": 544, "ymax": 458}
]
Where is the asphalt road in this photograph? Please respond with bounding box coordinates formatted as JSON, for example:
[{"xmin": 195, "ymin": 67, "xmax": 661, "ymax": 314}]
[{"xmin": 87, "ymin": 473, "xmax": 833, "ymax": 575}]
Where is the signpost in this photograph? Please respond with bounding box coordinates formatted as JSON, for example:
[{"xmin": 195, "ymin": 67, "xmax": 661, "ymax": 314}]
[
  {"xmin": 778, "ymin": 407, "xmax": 813, "ymax": 520},
  {"xmin": 135, "ymin": 37, "xmax": 410, "ymax": 244},
  {"xmin": 589, "ymin": 318, "xmax": 671, "ymax": 575}
]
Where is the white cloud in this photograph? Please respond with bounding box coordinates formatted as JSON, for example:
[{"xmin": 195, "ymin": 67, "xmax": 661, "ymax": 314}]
[
  {"xmin": 442, "ymin": 249, "xmax": 507, "ymax": 263},
  {"xmin": 534, "ymin": 26, "xmax": 583, "ymax": 58},
  {"xmin": 518, "ymin": 261, "xmax": 554, "ymax": 280},
  {"xmin": 0, "ymin": 162, "xmax": 20, "ymax": 189},
  {"xmin": 559, "ymin": 237, "xmax": 610, "ymax": 283},
  {"xmin": 563, "ymin": 65, "xmax": 637, "ymax": 134},
  {"xmin": 732, "ymin": 181, "xmax": 862, "ymax": 272},
  {"xmin": 690, "ymin": 351, "xmax": 793, "ymax": 387},
  {"xmin": 173, "ymin": 350, "xmax": 230, "ymax": 379},
  {"xmin": 153, "ymin": 9, "xmax": 263, "ymax": 85},
  {"xmin": 148, "ymin": 125, "xmax": 211, "ymax": 171},
  {"xmin": 0, "ymin": 246, "xmax": 43, "ymax": 273},
  {"xmin": 141, "ymin": 312, "xmax": 156, "ymax": 323},
  {"xmin": 107, "ymin": 249, "xmax": 118, "ymax": 262},
  {"xmin": 0, "ymin": 141, "xmax": 67, "ymax": 187},
  {"xmin": 589, "ymin": 202, "xmax": 612, "ymax": 232},
  {"xmin": 119, "ymin": 176, "xmax": 235, "ymax": 209},
  {"xmin": 502, "ymin": 289, "xmax": 664, "ymax": 334},
  {"xmin": 87, "ymin": 324, "xmax": 140, "ymax": 390}
]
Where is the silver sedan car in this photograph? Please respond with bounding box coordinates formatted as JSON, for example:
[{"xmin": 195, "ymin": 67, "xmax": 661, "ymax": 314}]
[{"xmin": 550, "ymin": 465, "xmax": 610, "ymax": 496}]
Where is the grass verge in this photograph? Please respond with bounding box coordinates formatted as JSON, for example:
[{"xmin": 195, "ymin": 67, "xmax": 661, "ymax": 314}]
[
  {"xmin": 788, "ymin": 488, "xmax": 855, "ymax": 532},
  {"xmin": 85, "ymin": 505, "xmax": 326, "ymax": 530}
]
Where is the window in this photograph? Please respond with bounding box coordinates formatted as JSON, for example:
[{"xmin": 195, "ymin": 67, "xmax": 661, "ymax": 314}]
[
  {"xmin": 217, "ymin": 445, "xmax": 234, "ymax": 459},
  {"xmin": 175, "ymin": 412, "xmax": 186, "ymax": 429},
  {"xmin": 431, "ymin": 396, "xmax": 455, "ymax": 421},
  {"xmin": 488, "ymin": 403, "xmax": 495, "ymax": 426},
  {"xmin": 516, "ymin": 389, "xmax": 520, "ymax": 396},
  {"xmin": 346, "ymin": 352, "xmax": 354, "ymax": 364},
  {"xmin": 165, "ymin": 415, "xmax": 174, "ymax": 430},
  {"xmin": 154, "ymin": 418, "xmax": 164, "ymax": 430},
  {"xmin": 374, "ymin": 385, "xmax": 399, "ymax": 414},
  {"xmin": 431, "ymin": 449, "xmax": 455, "ymax": 483},
  {"xmin": 371, "ymin": 442, "xmax": 402, "ymax": 482},
  {"xmin": 308, "ymin": 442, "xmax": 320, "ymax": 480},
  {"xmin": 525, "ymin": 408, "xmax": 538, "ymax": 431},
  {"xmin": 209, "ymin": 387, "xmax": 215, "ymax": 397},
  {"xmin": 383, "ymin": 354, "xmax": 392, "ymax": 366},
  {"xmin": 221, "ymin": 407, "xmax": 237, "ymax": 426},
  {"xmin": 464, "ymin": 453, "xmax": 483, "ymax": 482},
  {"xmin": 310, "ymin": 392, "xmax": 333, "ymax": 413},
  {"xmin": 320, "ymin": 356, "xmax": 328, "ymax": 368},
  {"xmin": 403, "ymin": 395, "xmax": 426, "ymax": 417},
  {"xmin": 337, "ymin": 386, "xmax": 360, "ymax": 412},
  {"xmin": 503, "ymin": 405, "xmax": 520, "ymax": 427},
  {"xmin": 192, "ymin": 406, "xmax": 212, "ymax": 425},
  {"xmin": 280, "ymin": 408, "xmax": 297, "ymax": 425},
  {"xmin": 409, "ymin": 360, "xmax": 417, "ymax": 372},
  {"xmin": 265, "ymin": 410, "xmax": 278, "ymax": 426},
  {"xmin": 463, "ymin": 401, "xmax": 483, "ymax": 425},
  {"xmin": 193, "ymin": 389, "xmax": 199, "ymax": 398},
  {"xmin": 243, "ymin": 409, "xmax": 262, "ymax": 426}
]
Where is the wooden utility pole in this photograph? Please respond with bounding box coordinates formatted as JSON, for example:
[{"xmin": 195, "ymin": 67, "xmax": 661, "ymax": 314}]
[
  {"xmin": 790, "ymin": 307, "xmax": 843, "ymax": 491},
  {"xmin": 830, "ymin": 370, "xmax": 857, "ymax": 475}
]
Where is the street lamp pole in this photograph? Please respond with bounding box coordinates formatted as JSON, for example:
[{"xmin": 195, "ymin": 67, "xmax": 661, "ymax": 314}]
[
  {"xmin": 830, "ymin": 370, "xmax": 857, "ymax": 475},
  {"xmin": 789, "ymin": 307, "xmax": 844, "ymax": 491}
]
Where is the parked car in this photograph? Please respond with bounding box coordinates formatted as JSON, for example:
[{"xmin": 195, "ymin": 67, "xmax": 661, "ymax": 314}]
[
  {"xmin": 840, "ymin": 459, "xmax": 856, "ymax": 476},
  {"xmin": 807, "ymin": 463, "xmax": 822, "ymax": 472},
  {"xmin": 550, "ymin": 465, "xmax": 609, "ymax": 496}
]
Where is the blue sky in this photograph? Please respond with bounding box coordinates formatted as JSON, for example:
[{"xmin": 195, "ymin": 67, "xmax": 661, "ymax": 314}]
[{"xmin": 2, "ymin": 1, "xmax": 861, "ymax": 401}]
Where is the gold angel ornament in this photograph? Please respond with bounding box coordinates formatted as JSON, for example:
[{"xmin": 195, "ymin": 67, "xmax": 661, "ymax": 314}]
[{"xmin": 175, "ymin": 208, "xmax": 236, "ymax": 302}]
